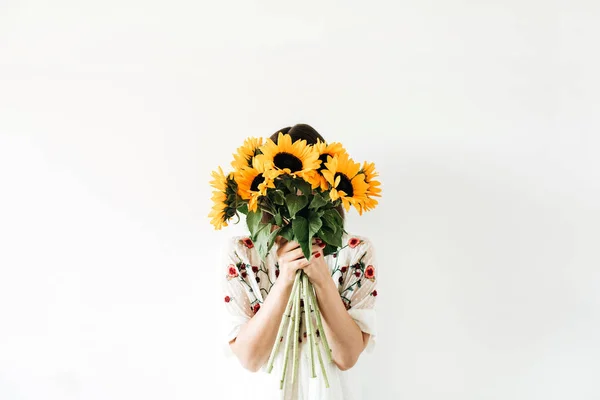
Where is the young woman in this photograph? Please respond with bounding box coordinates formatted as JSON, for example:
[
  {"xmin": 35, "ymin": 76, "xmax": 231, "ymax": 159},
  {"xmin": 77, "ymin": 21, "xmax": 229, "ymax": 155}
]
[{"xmin": 220, "ymin": 124, "xmax": 378, "ymax": 399}]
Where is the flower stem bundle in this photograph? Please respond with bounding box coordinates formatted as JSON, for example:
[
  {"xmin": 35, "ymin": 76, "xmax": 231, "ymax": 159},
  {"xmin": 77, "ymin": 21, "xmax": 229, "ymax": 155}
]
[{"xmin": 270, "ymin": 270, "xmax": 331, "ymax": 391}]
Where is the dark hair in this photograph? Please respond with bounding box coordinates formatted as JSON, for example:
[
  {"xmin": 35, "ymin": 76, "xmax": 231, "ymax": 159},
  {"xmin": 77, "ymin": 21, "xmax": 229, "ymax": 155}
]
[
  {"xmin": 267, "ymin": 123, "xmax": 345, "ymax": 222},
  {"xmin": 270, "ymin": 123, "xmax": 326, "ymax": 146}
]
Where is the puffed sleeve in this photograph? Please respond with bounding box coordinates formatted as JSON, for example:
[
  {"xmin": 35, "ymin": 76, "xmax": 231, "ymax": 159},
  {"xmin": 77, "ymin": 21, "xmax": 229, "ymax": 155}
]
[
  {"xmin": 218, "ymin": 237, "xmax": 254, "ymax": 357},
  {"xmin": 339, "ymin": 236, "xmax": 379, "ymax": 353}
]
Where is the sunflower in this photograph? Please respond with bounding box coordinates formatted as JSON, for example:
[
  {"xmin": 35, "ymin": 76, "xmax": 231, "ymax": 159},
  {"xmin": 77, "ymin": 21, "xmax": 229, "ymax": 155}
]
[
  {"xmin": 354, "ymin": 161, "xmax": 381, "ymax": 214},
  {"xmin": 321, "ymin": 152, "xmax": 369, "ymax": 213},
  {"xmin": 231, "ymin": 137, "xmax": 263, "ymax": 171},
  {"xmin": 234, "ymin": 158, "xmax": 275, "ymax": 212},
  {"xmin": 311, "ymin": 140, "xmax": 349, "ymax": 190},
  {"xmin": 208, "ymin": 167, "xmax": 237, "ymax": 229},
  {"xmin": 257, "ymin": 132, "xmax": 320, "ymax": 184},
  {"xmin": 361, "ymin": 161, "xmax": 382, "ymax": 198}
]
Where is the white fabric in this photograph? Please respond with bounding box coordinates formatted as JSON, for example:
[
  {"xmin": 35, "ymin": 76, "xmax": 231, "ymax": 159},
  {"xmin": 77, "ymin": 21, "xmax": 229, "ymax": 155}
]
[{"xmin": 218, "ymin": 233, "xmax": 378, "ymax": 400}]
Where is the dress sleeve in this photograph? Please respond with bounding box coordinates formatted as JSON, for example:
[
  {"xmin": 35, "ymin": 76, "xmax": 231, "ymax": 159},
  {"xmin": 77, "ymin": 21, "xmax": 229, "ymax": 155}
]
[
  {"xmin": 219, "ymin": 237, "xmax": 254, "ymax": 357},
  {"xmin": 340, "ymin": 237, "xmax": 379, "ymax": 353}
]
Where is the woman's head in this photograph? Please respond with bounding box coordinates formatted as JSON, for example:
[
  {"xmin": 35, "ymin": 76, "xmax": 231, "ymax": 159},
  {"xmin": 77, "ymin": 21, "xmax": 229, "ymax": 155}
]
[{"xmin": 264, "ymin": 123, "xmax": 345, "ymax": 223}]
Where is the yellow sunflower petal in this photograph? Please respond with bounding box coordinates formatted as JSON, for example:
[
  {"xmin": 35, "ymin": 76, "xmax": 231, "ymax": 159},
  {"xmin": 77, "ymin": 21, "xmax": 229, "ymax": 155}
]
[{"xmin": 231, "ymin": 137, "xmax": 263, "ymax": 171}]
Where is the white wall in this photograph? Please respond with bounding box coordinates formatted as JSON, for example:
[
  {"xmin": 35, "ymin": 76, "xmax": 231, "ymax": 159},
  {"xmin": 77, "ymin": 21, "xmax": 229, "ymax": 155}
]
[{"xmin": 1, "ymin": 1, "xmax": 599, "ymax": 399}]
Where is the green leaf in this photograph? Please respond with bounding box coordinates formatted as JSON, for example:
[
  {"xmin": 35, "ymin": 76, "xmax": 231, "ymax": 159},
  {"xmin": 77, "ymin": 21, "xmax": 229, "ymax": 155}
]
[
  {"xmin": 267, "ymin": 226, "xmax": 281, "ymax": 254},
  {"xmin": 322, "ymin": 208, "xmax": 343, "ymax": 233},
  {"xmin": 286, "ymin": 194, "xmax": 308, "ymax": 218},
  {"xmin": 295, "ymin": 179, "xmax": 312, "ymax": 196},
  {"xmin": 254, "ymin": 223, "xmax": 272, "ymax": 260},
  {"xmin": 318, "ymin": 226, "xmax": 343, "ymax": 248},
  {"xmin": 322, "ymin": 243, "xmax": 338, "ymax": 257},
  {"xmin": 281, "ymin": 175, "xmax": 294, "ymax": 192},
  {"xmin": 292, "ymin": 216, "xmax": 311, "ymax": 259},
  {"xmin": 246, "ymin": 210, "xmax": 262, "ymax": 235},
  {"xmin": 309, "ymin": 191, "xmax": 329, "ymax": 209},
  {"xmin": 237, "ymin": 203, "xmax": 249, "ymax": 215},
  {"xmin": 271, "ymin": 190, "xmax": 285, "ymax": 206},
  {"xmin": 307, "ymin": 210, "xmax": 323, "ymax": 242},
  {"xmin": 274, "ymin": 213, "xmax": 283, "ymax": 226},
  {"xmin": 279, "ymin": 223, "xmax": 294, "ymax": 241}
]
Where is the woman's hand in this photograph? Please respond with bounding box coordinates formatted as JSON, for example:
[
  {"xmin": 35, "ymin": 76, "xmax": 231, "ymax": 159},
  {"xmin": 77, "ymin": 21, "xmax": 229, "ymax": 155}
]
[
  {"xmin": 302, "ymin": 238, "xmax": 330, "ymax": 288},
  {"xmin": 275, "ymin": 238, "xmax": 327, "ymax": 286},
  {"xmin": 275, "ymin": 238, "xmax": 311, "ymax": 284}
]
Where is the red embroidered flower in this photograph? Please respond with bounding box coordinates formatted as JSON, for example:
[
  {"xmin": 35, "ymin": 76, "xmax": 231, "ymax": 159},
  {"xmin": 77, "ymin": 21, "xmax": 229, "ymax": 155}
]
[
  {"xmin": 242, "ymin": 238, "xmax": 254, "ymax": 248},
  {"xmin": 275, "ymin": 269, "xmax": 280, "ymax": 278},
  {"xmin": 240, "ymin": 263, "xmax": 246, "ymax": 270},
  {"xmin": 348, "ymin": 237, "xmax": 361, "ymax": 248},
  {"xmin": 341, "ymin": 266, "xmax": 348, "ymax": 273},
  {"xmin": 338, "ymin": 276, "xmax": 343, "ymax": 284},
  {"xmin": 365, "ymin": 265, "xmax": 375, "ymax": 280},
  {"xmin": 252, "ymin": 303, "xmax": 260, "ymax": 314},
  {"xmin": 252, "ymin": 266, "xmax": 259, "ymax": 273},
  {"xmin": 355, "ymin": 270, "xmax": 361, "ymax": 277},
  {"xmin": 227, "ymin": 264, "xmax": 238, "ymax": 279},
  {"xmin": 241, "ymin": 271, "xmax": 247, "ymax": 278},
  {"xmin": 224, "ymin": 295, "xmax": 231, "ymax": 303},
  {"xmin": 371, "ymin": 290, "xmax": 378, "ymax": 297}
]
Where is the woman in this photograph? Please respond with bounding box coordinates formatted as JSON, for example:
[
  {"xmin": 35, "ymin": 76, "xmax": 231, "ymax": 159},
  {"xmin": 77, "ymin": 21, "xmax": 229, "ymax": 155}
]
[{"xmin": 220, "ymin": 124, "xmax": 378, "ymax": 400}]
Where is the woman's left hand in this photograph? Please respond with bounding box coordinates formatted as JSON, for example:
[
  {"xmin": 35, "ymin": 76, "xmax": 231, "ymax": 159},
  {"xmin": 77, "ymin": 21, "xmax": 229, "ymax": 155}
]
[{"xmin": 302, "ymin": 239, "xmax": 331, "ymax": 289}]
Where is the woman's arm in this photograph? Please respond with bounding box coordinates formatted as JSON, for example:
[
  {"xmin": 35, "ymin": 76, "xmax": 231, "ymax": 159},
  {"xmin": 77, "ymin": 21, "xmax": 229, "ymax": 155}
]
[
  {"xmin": 312, "ymin": 275, "xmax": 369, "ymax": 371},
  {"xmin": 229, "ymin": 276, "xmax": 294, "ymax": 372},
  {"xmin": 303, "ymin": 243, "xmax": 370, "ymax": 371},
  {"xmin": 230, "ymin": 240, "xmax": 311, "ymax": 372}
]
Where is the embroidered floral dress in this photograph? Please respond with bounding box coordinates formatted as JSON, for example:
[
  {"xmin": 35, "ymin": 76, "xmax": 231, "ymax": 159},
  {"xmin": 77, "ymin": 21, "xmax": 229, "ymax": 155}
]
[{"xmin": 220, "ymin": 232, "xmax": 378, "ymax": 400}]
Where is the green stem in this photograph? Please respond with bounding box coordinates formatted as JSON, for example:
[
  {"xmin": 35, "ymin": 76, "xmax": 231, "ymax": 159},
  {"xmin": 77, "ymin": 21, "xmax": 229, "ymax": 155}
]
[
  {"xmin": 291, "ymin": 271, "xmax": 302, "ymax": 384},
  {"xmin": 280, "ymin": 287, "xmax": 298, "ymax": 389},
  {"xmin": 308, "ymin": 280, "xmax": 333, "ymax": 364},
  {"xmin": 307, "ymin": 280, "xmax": 330, "ymax": 388},
  {"xmin": 266, "ymin": 273, "xmax": 300, "ymax": 373},
  {"xmin": 302, "ymin": 273, "xmax": 316, "ymax": 378}
]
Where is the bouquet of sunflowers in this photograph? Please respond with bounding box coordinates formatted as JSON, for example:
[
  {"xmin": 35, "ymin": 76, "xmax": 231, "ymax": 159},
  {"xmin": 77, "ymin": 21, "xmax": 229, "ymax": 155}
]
[{"xmin": 209, "ymin": 131, "xmax": 380, "ymax": 389}]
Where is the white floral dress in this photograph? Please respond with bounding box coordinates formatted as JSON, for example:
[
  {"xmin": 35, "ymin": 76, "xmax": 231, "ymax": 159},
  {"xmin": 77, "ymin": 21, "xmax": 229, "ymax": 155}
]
[{"xmin": 219, "ymin": 233, "xmax": 378, "ymax": 400}]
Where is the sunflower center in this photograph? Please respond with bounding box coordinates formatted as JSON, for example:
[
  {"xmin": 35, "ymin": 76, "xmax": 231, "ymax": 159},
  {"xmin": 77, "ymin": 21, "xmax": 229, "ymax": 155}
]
[
  {"xmin": 335, "ymin": 173, "xmax": 354, "ymax": 197},
  {"xmin": 274, "ymin": 152, "xmax": 303, "ymax": 172},
  {"xmin": 318, "ymin": 153, "xmax": 331, "ymax": 172},
  {"xmin": 250, "ymin": 174, "xmax": 265, "ymax": 192}
]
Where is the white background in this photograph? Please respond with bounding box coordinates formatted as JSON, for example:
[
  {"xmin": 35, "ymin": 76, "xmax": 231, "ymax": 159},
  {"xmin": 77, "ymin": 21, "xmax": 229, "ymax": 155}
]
[{"xmin": 1, "ymin": 1, "xmax": 599, "ymax": 399}]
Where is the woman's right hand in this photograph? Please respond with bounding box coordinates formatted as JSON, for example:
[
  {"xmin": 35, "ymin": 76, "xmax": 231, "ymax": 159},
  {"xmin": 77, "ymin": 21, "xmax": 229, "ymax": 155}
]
[{"xmin": 275, "ymin": 238, "xmax": 314, "ymax": 284}]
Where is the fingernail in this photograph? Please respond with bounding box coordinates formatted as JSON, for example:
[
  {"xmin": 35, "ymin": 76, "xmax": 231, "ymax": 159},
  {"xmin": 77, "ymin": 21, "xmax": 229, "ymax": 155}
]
[
  {"xmin": 319, "ymin": 243, "xmax": 326, "ymax": 248},
  {"xmin": 315, "ymin": 253, "xmax": 321, "ymax": 258}
]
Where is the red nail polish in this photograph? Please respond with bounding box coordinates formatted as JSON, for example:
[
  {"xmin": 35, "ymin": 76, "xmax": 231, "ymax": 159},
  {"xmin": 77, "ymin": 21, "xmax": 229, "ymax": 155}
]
[
  {"xmin": 315, "ymin": 253, "xmax": 321, "ymax": 258},
  {"xmin": 319, "ymin": 243, "xmax": 326, "ymax": 248}
]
